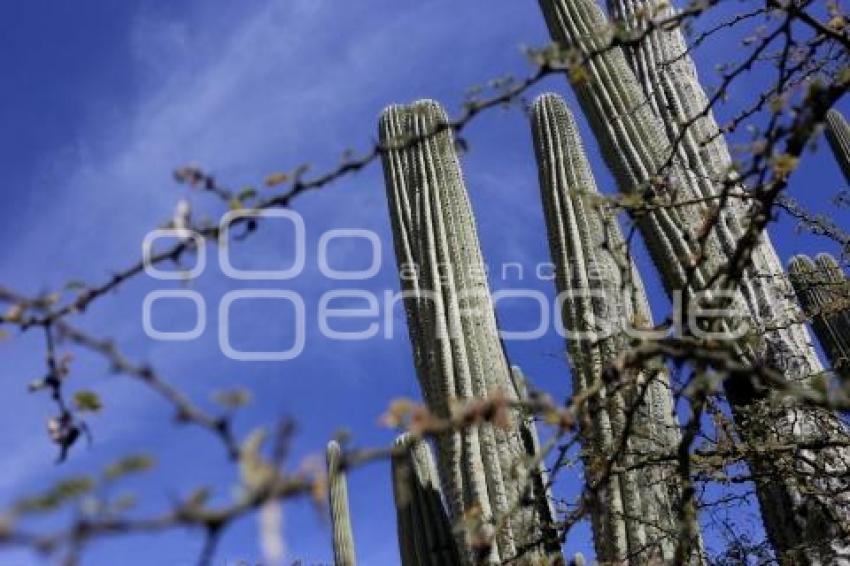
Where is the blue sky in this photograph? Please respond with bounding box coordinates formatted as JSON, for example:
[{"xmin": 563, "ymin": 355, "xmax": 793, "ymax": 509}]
[{"xmin": 0, "ymin": 1, "xmax": 847, "ymax": 564}]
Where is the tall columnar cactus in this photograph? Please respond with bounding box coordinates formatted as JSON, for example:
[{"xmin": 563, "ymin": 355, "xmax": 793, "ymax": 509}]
[
  {"xmin": 826, "ymin": 108, "xmax": 850, "ymax": 184},
  {"xmin": 392, "ymin": 435, "xmax": 462, "ymax": 566},
  {"xmin": 605, "ymin": 0, "xmax": 806, "ymax": 367},
  {"xmin": 530, "ymin": 93, "xmax": 702, "ymax": 563},
  {"xmin": 536, "ymin": 0, "xmax": 850, "ymax": 560},
  {"xmin": 789, "ymin": 254, "xmax": 850, "ymax": 380},
  {"xmin": 379, "ymin": 100, "xmax": 558, "ymax": 563},
  {"xmin": 326, "ymin": 441, "xmax": 356, "ymax": 566}
]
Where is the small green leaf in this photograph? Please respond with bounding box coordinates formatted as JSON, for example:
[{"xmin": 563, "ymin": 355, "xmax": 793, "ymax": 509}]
[
  {"xmin": 73, "ymin": 390, "xmax": 102, "ymax": 413},
  {"xmin": 104, "ymin": 454, "xmax": 155, "ymax": 481},
  {"xmin": 213, "ymin": 388, "xmax": 252, "ymax": 410},
  {"xmin": 185, "ymin": 487, "xmax": 212, "ymax": 509},
  {"xmin": 4, "ymin": 304, "xmax": 24, "ymax": 323},
  {"xmin": 15, "ymin": 476, "xmax": 94, "ymax": 514},
  {"xmin": 237, "ymin": 187, "xmax": 258, "ymax": 201},
  {"xmin": 111, "ymin": 492, "xmax": 138, "ymax": 513},
  {"xmin": 264, "ymin": 172, "xmax": 289, "ymax": 187}
]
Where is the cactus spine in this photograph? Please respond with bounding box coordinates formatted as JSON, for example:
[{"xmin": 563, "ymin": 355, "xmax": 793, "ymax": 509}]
[
  {"xmin": 789, "ymin": 254, "xmax": 850, "ymax": 380},
  {"xmin": 327, "ymin": 441, "xmax": 356, "ymax": 566},
  {"xmin": 826, "ymin": 108, "xmax": 850, "ymax": 184},
  {"xmin": 379, "ymin": 100, "xmax": 556, "ymax": 563},
  {"xmin": 530, "ymin": 93, "xmax": 701, "ymax": 563},
  {"xmin": 536, "ymin": 0, "xmax": 850, "ymax": 560},
  {"xmin": 392, "ymin": 435, "xmax": 462, "ymax": 566}
]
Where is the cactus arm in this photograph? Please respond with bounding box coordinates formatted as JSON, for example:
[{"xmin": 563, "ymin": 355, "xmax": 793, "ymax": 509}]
[
  {"xmin": 380, "ymin": 104, "xmax": 475, "ymax": 541},
  {"xmin": 326, "ymin": 441, "xmax": 356, "ymax": 566},
  {"xmin": 531, "ymin": 92, "xmax": 634, "ymax": 561},
  {"xmin": 381, "ymin": 101, "xmax": 509, "ymax": 562},
  {"xmin": 826, "ymin": 109, "xmax": 850, "ymax": 184},
  {"xmin": 812, "ymin": 254, "xmax": 850, "ymax": 378},
  {"xmin": 789, "ymin": 254, "xmax": 850, "ymax": 379},
  {"xmin": 379, "ymin": 100, "xmax": 555, "ymax": 562},
  {"xmin": 509, "ymin": 366, "xmax": 565, "ymax": 558},
  {"xmin": 392, "ymin": 435, "xmax": 462, "ymax": 566},
  {"xmin": 530, "ymin": 93, "xmax": 706, "ymax": 562}
]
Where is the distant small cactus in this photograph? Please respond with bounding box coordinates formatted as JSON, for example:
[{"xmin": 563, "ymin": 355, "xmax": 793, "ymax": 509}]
[
  {"xmin": 392, "ymin": 435, "xmax": 462, "ymax": 566},
  {"xmin": 327, "ymin": 441, "xmax": 356, "ymax": 566},
  {"xmin": 789, "ymin": 254, "xmax": 850, "ymax": 380},
  {"xmin": 826, "ymin": 109, "xmax": 850, "ymax": 184}
]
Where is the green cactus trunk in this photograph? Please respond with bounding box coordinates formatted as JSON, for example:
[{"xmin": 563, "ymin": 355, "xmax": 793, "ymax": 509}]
[
  {"xmin": 392, "ymin": 435, "xmax": 462, "ymax": 566},
  {"xmin": 536, "ymin": 0, "xmax": 850, "ymax": 561},
  {"xmin": 379, "ymin": 100, "xmax": 557, "ymax": 564},
  {"xmin": 605, "ymin": 0, "xmax": 805, "ymax": 365},
  {"xmin": 327, "ymin": 441, "xmax": 357, "ymax": 566},
  {"xmin": 826, "ymin": 109, "xmax": 850, "ymax": 185},
  {"xmin": 530, "ymin": 93, "xmax": 703, "ymax": 563},
  {"xmin": 789, "ymin": 254, "xmax": 850, "ymax": 380},
  {"xmin": 508, "ymin": 365, "xmax": 560, "ymax": 557}
]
